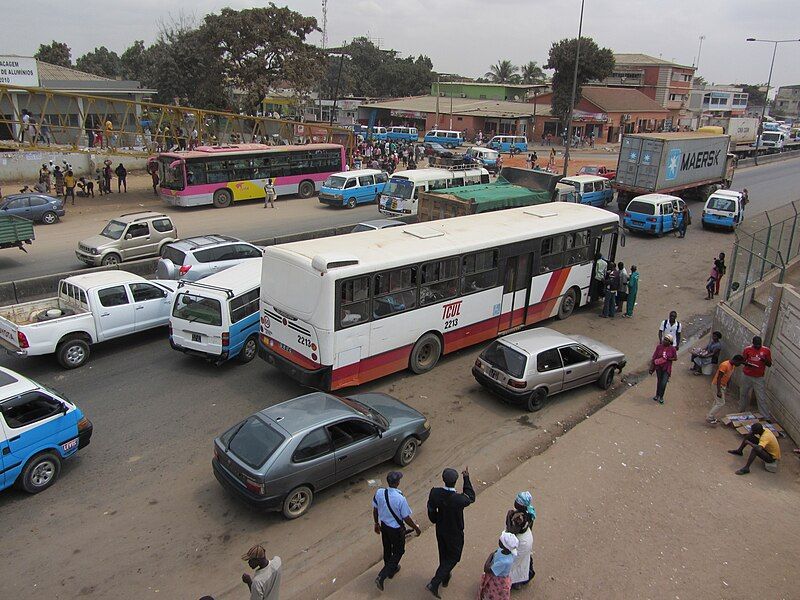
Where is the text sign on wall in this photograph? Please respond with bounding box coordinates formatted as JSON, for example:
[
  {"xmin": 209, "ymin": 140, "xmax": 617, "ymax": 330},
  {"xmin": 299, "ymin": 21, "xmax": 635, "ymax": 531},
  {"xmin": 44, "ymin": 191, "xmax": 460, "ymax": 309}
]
[{"xmin": 0, "ymin": 57, "xmax": 40, "ymax": 87}]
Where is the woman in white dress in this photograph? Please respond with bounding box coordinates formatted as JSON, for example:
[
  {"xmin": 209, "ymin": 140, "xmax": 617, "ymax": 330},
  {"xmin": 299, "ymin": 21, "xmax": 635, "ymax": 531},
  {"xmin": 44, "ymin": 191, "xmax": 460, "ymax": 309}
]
[{"xmin": 504, "ymin": 491, "xmax": 536, "ymax": 590}]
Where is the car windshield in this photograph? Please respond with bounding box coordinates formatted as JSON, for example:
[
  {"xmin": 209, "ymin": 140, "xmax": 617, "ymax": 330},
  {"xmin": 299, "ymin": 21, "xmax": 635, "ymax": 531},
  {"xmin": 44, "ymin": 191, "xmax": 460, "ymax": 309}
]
[
  {"xmin": 172, "ymin": 293, "xmax": 222, "ymax": 326},
  {"xmin": 481, "ymin": 341, "xmax": 527, "ymax": 378},
  {"xmin": 626, "ymin": 201, "xmax": 656, "ymax": 215},
  {"xmin": 708, "ymin": 197, "xmax": 735, "ymax": 212},
  {"xmin": 382, "ymin": 179, "xmax": 414, "ymax": 199},
  {"xmin": 100, "ymin": 220, "xmax": 126, "ymax": 240},
  {"xmin": 581, "ymin": 166, "xmax": 599, "ymax": 174},
  {"xmin": 340, "ymin": 396, "xmax": 389, "ymax": 429},
  {"xmin": 324, "ymin": 176, "xmax": 347, "ymax": 189},
  {"xmin": 222, "ymin": 416, "xmax": 285, "ymax": 469},
  {"xmin": 762, "ymin": 132, "xmax": 781, "ymax": 142}
]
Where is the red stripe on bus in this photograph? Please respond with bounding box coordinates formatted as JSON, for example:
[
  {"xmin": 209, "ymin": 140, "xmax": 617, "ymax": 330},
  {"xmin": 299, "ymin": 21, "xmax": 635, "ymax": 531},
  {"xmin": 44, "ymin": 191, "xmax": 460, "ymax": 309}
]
[
  {"xmin": 263, "ymin": 335, "xmax": 321, "ymax": 370},
  {"xmin": 331, "ymin": 344, "xmax": 413, "ymax": 389}
]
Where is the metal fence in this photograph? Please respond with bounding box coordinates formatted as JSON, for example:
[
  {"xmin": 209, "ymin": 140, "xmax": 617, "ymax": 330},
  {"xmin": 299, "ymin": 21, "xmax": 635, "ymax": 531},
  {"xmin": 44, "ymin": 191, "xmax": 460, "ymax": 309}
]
[{"xmin": 725, "ymin": 200, "xmax": 800, "ymax": 319}]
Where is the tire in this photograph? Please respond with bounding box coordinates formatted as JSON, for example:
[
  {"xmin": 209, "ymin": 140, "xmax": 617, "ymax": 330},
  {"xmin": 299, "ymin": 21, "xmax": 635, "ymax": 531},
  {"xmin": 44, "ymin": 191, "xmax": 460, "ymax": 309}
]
[
  {"xmin": 238, "ymin": 335, "xmax": 258, "ymax": 364},
  {"xmin": 393, "ymin": 437, "xmax": 419, "ymax": 466},
  {"xmin": 526, "ymin": 389, "xmax": 546, "ymax": 412},
  {"xmin": 42, "ymin": 211, "xmax": 58, "ymax": 224},
  {"xmin": 56, "ymin": 336, "xmax": 90, "ymax": 369},
  {"xmin": 158, "ymin": 243, "xmax": 170, "ymax": 257},
  {"xmin": 212, "ymin": 189, "xmax": 232, "ymax": 208},
  {"xmin": 374, "ymin": 193, "xmax": 381, "ymax": 204},
  {"xmin": 298, "ymin": 180, "xmax": 315, "ymax": 199},
  {"xmin": 36, "ymin": 307, "xmax": 76, "ymax": 322},
  {"xmin": 701, "ymin": 221, "xmax": 708, "ymax": 230},
  {"xmin": 409, "ymin": 333, "xmax": 442, "ymax": 374},
  {"xmin": 101, "ymin": 253, "xmax": 121, "ymax": 266},
  {"xmin": 282, "ymin": 485, "xmax": 313, "ymax": 519},
  {"xmin": 557, "ymin": 288, "xmax": 578, "ymax": 320},
  {"xmin": 346, "ymin": 197, "xmax": 357, "ymax": 209},
  {"xmin": 598, "ymin": 366, "xmax": 615, "ymax": 390},
  {"xmin": 19, "ymin": 452, "xmax": 61, "ymax": 494}
]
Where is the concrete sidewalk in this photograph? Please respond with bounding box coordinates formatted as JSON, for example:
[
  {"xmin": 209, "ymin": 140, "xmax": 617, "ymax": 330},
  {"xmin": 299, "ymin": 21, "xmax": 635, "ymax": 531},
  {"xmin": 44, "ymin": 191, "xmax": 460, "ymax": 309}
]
[{"xmin": 329, "ymin": 363, "xmax": 800, "ymax": 599}]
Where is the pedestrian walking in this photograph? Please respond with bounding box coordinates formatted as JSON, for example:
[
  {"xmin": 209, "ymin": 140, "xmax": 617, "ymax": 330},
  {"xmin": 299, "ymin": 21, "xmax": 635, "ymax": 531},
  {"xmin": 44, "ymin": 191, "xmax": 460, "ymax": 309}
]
[
  {"xmin": 658, "ymin": 311, "xmax": 682, "ymax": 349},
  {"xmin": 649, "ymin": 333, "xmax": 678, "ymax": 404},
  {"xmin": 707, "ymin": 354, "xmax": 744, "ymax": 424},
  {"xmin": 741, "ymin": 188, "xmax": 749, "ymax": 208},
  {"xmin": 426, "ymin": 467, "xmax": 475, "ymax": 598},
  {"xmin": 263, "ymin": 178, "xmax": 277, "ymax": 208},
  {"xmin": 477, "ymin": 532, "xmax": 518, "ymax": 600},
  {"xmin": 53, "ymin": 166, "xmax": 64, "ymax": 197},
  {"xmin": 705, "ymin": 264, "xmax": 718, "ymax": 299},
  {"xmin": 115, "ymin": 163, "xmax": 128, "ymax": 193},
  {"xmin": 677, "ymin": 205, "xmax": 689, "ymax": 237},
  {"xmin": 728, "ymin": 422, "xmax": 780, "ymax": 475},
  {"xmin": 504, "ymin": 491, "xmax": 535, "ymax": 589},
  {"xmin": 95, "ymin": 169, "xmax": 104, "ymax": 196},
  {"xmin": 373, "ymin": 471, "xmax": 421, "ymax": 591},
  {"xmin": 623, "ymin": 265, "xmax": 639, "ymax": 317},
  {"xmin": 38, "ymin": 164, "xmax": 51, "ymax": 193},
  {"xmin": 616, "ymin": 262, "xmax": 629, "ymax": 313},
  {"xmin": 64, "ymin": 170, "xmax": 76, "ymax": 205},
  {"xmin": 241, "ymin": 544, "xmax": 282, "ymax": 600},
  {"xmin": 738, "ymin": 336, "xmax": 772, "ymax": 418},
  {"xmin": 600, "ymin": 264, "xmax": 619, "ymax": 318},
  {"xmin": 714, "ymin": 252, "xmax": 726, "ymax": 296},
  {"xmin": 103, "ymin": 162, "xmax": 113, "ymax": 194},
  {"xmin": 150, "ymin": 167, "xmax": 160, "ymax": 196}
]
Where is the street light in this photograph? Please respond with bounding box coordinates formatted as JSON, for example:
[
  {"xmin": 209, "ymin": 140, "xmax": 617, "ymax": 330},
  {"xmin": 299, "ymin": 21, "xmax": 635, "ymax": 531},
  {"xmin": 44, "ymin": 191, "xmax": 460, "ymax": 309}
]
[
  {"xmin": 562, "ymin": 0, "xmax": 586, "ymax": 177},
  {"xmin": 745, "ymin": 37, "xmax": 800, "ymax": 165}
]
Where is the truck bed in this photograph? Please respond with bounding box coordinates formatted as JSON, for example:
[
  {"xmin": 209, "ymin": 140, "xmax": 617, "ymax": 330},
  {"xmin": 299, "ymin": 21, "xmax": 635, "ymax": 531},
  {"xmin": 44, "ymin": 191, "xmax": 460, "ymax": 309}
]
[{"xmin": 0, "ymin": 298, "xmax": 88, "ymax": 326}]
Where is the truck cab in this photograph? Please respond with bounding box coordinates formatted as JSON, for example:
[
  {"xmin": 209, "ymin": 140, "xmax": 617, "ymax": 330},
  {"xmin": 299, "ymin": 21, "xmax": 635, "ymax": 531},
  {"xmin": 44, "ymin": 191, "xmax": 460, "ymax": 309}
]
[{"xmin": 702, "ymin": 190, "xmax": 744, "ymax": 231}]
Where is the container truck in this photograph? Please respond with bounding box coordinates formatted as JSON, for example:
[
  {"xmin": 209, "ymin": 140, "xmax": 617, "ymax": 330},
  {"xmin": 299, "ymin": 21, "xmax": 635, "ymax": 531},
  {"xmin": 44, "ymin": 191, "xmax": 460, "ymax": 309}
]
[
  {"xmin": 613, "ymin": 132, "xmax": 735, "ymax": 211},
  {"xmin": 0, "ymin": 214, "xmax": 35, "ymax": 251},
  {"xmin": 698, "ymin": 117, "xmax": 759, "ymax": 155}
]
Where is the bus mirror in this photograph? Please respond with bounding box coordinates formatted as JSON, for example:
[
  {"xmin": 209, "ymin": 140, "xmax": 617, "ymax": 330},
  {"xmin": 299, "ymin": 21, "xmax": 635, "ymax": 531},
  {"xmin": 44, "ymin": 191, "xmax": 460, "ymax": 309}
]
[{"xmin": 169, "ymin": 160, "xmax": 183, "ymax": 169}]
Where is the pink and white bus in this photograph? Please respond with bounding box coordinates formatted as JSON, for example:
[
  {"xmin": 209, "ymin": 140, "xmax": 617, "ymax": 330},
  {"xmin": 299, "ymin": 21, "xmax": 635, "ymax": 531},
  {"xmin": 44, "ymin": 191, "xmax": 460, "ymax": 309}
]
[
  {"xmin": 257, "ymin": 203, "xmax": 621, "ymax": 390},
  {"xmin": 156, "ymin": 143, "xmax": 345, "ymax": 208}
]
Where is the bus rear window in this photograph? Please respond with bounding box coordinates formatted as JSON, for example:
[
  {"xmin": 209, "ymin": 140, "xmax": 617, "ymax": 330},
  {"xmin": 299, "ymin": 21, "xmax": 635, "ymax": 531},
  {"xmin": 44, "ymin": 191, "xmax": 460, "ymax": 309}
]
[{"xmin": 626, "ymin": 201, "xmax": 655, "ymax": 215}]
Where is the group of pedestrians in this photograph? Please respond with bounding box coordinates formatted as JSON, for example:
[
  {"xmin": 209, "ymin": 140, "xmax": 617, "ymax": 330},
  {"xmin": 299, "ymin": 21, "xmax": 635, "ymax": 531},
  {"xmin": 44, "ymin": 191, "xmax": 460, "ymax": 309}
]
[
  {"xmin": 596, "ymin": 256, "xmax": 639, "ymax": 319},
  {"xmin": 34, "ymin": 161, "xmax": 127, "ymax": 204},
  {"xmin": 705, "ymin": 252, "xmax": 727, "ymax": 300},
  {"xmin": 371, "ymin": 467, "xmax": 535, "ymax": 599},
  {"xmin": 352, "ymin": 139, "xmax": 422, "ymax": 173}
]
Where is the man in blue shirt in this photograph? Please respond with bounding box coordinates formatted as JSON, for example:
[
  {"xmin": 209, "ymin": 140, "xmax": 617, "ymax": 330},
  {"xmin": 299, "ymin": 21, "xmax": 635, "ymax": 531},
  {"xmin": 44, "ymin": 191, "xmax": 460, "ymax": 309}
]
[{"xmin": 373, "ymin": 471, "xmax": 421, "ymax": 591}]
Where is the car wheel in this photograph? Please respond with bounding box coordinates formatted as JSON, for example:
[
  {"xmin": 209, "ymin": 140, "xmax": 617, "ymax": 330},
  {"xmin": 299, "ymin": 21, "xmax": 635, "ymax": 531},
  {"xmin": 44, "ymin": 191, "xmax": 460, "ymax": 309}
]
[
  {"xmin": 212, "ymin": 189, "xmax": 232, "ymax": 208},
  {"xmin": 409, "ymin": 333, "xmax": 442, "ymax": 374},
  {"xmin": 701, "ymin": 221, "xmax": 708, "ymax": 230},
  {"xmin": 42, "ymin": 211, "xmax": 58, "ymax": 224},
  {"xmin": 238, "ymin": 335, "xmax": 258, "ymax": 364},
  {"xmin": 101, "ymin": 253, "xmax": 121, "ymax": 266},
  {"xmin": 282, "ymin": 485, "xmax": 313, "ymax": 519},
  {"xmin": 373, "ymin": 193, "xmax": 381, "ymax": 204},
  {"xmin": 526, "ymin": 389, "xmax": 546, "ymax": 412},
  {"xmin": 346, "ymin": 197, "xmax": 357, "ymax": 209},
  {"xmin": 557, "ymin": 288, "xmax": 578, "ymax": 320},
  {"xmin": 393, "ymin": 437, "xmax": 419, "ymax": 466},
  {"xmin": 56, "ymin": 336, "xmax": 91, "ymax": 369},
  {"xmin": 298, "ymin": 180, "xmax": 315, "ymax": 199},
  {"xmin": 158, "ymin": 243, "xmax": 170, "ymax": 257},
  {"xmin": 598, "ymin": 366, "xmax": 615, "ymax": 390},
  {"xmin": 18, "ymin": 452, "xmax": 62, "ymax": 494}
]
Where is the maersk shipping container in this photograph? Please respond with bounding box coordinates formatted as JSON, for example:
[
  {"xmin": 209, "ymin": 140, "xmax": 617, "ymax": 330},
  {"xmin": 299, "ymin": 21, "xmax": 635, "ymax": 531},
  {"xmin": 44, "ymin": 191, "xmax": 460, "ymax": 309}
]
[{"xmin": 615, "ymin": 132, "xmax": 731, "ymax": 193}]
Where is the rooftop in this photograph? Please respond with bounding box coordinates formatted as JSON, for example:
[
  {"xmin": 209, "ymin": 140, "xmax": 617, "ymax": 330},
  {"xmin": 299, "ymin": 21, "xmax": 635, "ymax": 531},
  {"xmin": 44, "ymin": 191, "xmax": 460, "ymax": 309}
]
[
  {"xmin": 581, "ymin": 86, "xmax": 669, "ymax": 113},
  {"xmin": 3, "ymin": 56, "xmax": 156, "ymax": 94},
  {"xmin": 362, "ymin": 95, "xmax": 549, "ymax": 118},
  {"xmin": 613, "ymin": 53, "xmax": 694, "ymax": 70},
  {"xmin": 437, "ymin": 81, "xmax": 546, "ymax": 90}
]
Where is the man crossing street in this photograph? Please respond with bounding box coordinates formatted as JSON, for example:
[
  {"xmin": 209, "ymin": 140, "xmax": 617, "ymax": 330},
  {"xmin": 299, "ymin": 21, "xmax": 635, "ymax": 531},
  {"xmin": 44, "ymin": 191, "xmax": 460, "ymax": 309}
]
[{"xmin": 372, "ymin": 471, "xmax": 421, "ymax": 591}]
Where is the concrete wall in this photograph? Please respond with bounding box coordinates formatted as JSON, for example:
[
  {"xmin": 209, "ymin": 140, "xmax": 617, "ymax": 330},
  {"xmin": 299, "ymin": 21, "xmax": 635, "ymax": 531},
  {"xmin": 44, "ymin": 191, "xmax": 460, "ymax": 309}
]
[{"xmin": 0, "ymin": 150, "xmax": 149, "ymax": 183}]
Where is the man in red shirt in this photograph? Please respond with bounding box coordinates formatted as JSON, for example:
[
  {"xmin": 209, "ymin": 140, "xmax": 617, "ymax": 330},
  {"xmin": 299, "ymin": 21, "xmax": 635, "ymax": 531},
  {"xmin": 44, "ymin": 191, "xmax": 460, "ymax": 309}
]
[{"xmin": 738, "ymin": 336, "xmax": 772, "ymax": 419}]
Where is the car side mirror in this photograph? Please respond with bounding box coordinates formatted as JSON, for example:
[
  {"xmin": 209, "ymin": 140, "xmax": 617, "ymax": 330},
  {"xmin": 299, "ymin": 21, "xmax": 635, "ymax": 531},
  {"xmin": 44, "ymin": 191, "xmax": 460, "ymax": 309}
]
[{"xmin": 125, "ymin": 233, "xmax": 132, "ymax": 240}]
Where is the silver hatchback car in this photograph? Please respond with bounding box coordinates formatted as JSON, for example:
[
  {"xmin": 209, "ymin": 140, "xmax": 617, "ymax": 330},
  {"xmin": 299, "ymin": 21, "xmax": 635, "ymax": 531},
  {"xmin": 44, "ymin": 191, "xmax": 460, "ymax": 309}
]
[
  {"xmin": 212, "ymin": 392, "xmax": 430, "ymax": 519},
  {"xmin": 472, "ymin": 328, "xmax": 626, "ymax": 412}
]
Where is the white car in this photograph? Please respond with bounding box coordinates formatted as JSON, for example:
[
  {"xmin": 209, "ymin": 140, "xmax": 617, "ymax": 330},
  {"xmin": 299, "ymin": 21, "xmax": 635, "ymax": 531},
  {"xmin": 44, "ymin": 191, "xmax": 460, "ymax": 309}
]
[
  {"xmin": 0, "ymin": 272, "xmax": 177, "ymax": 369},
  {"xmin": 156, "ymin": 235, "xmax": 264, "ymax": 281}
]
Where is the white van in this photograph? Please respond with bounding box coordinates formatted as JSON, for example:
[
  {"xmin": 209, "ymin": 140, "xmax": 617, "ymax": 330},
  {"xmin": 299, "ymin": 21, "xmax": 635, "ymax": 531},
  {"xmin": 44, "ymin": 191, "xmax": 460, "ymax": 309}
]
[
  {"xmin": 423, "ymin": 129, "xmax": 465, "ymax": 148},
  {"xmin": 378, "ymin": 167, "xmax": 490, "ymax": 216}
]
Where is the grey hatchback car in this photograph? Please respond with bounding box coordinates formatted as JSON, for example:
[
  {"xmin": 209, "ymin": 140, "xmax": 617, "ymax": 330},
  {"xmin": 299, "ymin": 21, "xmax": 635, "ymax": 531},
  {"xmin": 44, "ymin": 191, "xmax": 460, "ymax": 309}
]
[
  {"xmin": 212, "ymin": 392, "xmax": 430, "ymax": 519},
  {"xmin": 473, "ymin": 328, "xmax": 626, "ymax": 412}
]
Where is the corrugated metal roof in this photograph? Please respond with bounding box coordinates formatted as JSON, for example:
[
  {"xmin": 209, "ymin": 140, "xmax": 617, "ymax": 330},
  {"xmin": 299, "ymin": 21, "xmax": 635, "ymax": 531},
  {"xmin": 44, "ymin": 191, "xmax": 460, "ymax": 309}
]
[
  {"xmin": 613, "ymin": 53, "xmax": 693, "ymax": 70},
  {"xmin": 362, "ymin": 95, "xmax": 550, "ymax": 118},
  {"xmin": 581, "ymin": 87, "xmax": 669, "ymax": 113},
  {"xmin": 37, "ymin": 60, "xmax": 113, "ymax": 82}
]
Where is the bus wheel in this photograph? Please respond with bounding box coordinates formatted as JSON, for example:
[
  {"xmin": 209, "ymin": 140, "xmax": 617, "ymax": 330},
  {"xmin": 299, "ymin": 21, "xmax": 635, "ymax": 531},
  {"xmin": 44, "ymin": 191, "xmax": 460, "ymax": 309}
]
[
  {"xmin": 298, "ymin": 180, "xmax": 315, "ymax": 198},
  {"xmin": 557, "ymin": 288, "xmax": 578, "ymax": 320},
  {"xmin": 213, "ymin": 189, "xmax": 232, "ymax": 208},
  {"xmin": 346, "ymin": 197, "xmax": 357, "ymax": 209},
  {"xmin": 409, "ymin": 333, "xmax": 442, "ymax": 374}
]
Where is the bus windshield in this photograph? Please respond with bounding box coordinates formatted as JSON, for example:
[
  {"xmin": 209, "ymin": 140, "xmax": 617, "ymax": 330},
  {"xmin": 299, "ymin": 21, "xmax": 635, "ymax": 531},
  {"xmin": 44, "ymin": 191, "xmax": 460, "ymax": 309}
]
[
  {"xmin": 159, "ymin": 158, "xmax": 185, "ymax": 190},
  {"xmin": 383, "ymin": 179, "xmax": 414, "ymax": 199},
  {"xmin": 324, "ymin": 176, "xmax": 347, "ymax": 189}
]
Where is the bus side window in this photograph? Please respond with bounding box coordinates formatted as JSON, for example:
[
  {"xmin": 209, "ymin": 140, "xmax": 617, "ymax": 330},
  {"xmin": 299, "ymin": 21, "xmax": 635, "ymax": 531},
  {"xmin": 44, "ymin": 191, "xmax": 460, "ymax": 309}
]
[
  {"xmin": 462, "ymin": 249, "xmax": 499, "ymax": 293},
  {"xmin": 540, "ymin": 235, "xmax": 566, "ymax": 273},
  {"xmin": 339, "ymin": 276, "xmax": 371, "ymax": 328}
]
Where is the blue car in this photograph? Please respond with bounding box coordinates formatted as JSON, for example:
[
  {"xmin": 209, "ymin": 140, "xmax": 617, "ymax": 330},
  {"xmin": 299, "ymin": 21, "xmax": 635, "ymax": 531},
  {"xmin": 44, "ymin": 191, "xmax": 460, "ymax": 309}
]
[
  {"xmin": 0, "ymin": 193, "xmax": 64, "ymax": 224},
  {"xmin": 0, "ymin": 366, "xmax": 93, "ymax": 494},
  {"xmin": 623, "ymin": 194, "xmax": 689, "ymax": 235},
  {"xmin": 319, "ymin": 169, "xmax": 389, "ymax": 208}
]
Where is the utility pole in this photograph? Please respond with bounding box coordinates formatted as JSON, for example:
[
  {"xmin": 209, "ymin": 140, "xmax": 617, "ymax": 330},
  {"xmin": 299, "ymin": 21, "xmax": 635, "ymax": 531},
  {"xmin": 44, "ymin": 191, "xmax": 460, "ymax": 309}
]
[
  {"xmin": 435, "ymin": 75, "xmax": 440, "ymax": 128},
  {"xmin": 562, "ymin": 0, "xmax": 586, "ymax": 177}
]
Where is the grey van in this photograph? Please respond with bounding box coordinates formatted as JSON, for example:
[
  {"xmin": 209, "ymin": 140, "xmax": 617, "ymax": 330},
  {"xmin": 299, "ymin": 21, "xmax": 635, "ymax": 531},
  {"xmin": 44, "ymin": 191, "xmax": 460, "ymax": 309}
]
[{"xmin": 212, "ymin": 392, "xmax": 430, "ymax": 519}]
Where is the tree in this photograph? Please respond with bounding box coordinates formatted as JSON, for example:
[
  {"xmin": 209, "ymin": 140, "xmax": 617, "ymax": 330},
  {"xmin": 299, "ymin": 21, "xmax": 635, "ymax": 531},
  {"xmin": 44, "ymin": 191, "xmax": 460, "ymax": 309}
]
[
  {"xmin": 736, "ymin": 83, "xmax": 767, "ymax": 106},
  {"xmin": 76, "ymin": 47, "xmax": 122, "ymax": 79},
  {"xmin": 545, "ymin": 37, "xmax": 615, "ymax": 122},
  {"xmin": 485, "ymin": 60, "xmax": 519, "ymax": 84},
  {"xmin": 201, "ymin": 4, "xmax": 322, "ymax": 103},
  {"xmin": 120, "ymin": 41, "xmax": 150, "ymax": 81},
  {"xmin": 34, "ymin": 41, "xmax": 72, "ymax": 68},
  {"xmin": 520, "ymin": 61, "xmax": 546, "ymax": 85},
  {"xmin": 693, "ymin": 75, "xmax": 707, "ymax": 88}
]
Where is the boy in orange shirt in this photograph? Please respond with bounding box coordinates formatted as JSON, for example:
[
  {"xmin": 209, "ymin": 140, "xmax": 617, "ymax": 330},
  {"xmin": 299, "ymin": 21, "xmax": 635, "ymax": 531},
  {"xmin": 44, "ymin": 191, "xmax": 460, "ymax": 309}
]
[{"xmin": 707, "ymin": 355, "xmax": 744, "ymax": 424}]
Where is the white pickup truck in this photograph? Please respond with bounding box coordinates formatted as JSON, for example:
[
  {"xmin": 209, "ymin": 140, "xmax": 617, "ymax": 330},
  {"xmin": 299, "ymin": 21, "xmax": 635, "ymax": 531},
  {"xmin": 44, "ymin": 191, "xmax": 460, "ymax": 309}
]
[{"xmin": 0, "ymin": 272, "xmax": 177, "ymax": 369}]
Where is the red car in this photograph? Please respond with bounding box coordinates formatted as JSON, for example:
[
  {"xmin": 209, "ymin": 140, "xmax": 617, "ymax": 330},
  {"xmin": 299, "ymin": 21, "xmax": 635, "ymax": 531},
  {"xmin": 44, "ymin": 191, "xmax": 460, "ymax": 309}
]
[{"xmin": 577, "ymin": 165, "xmax": 616, "ymax": 180}]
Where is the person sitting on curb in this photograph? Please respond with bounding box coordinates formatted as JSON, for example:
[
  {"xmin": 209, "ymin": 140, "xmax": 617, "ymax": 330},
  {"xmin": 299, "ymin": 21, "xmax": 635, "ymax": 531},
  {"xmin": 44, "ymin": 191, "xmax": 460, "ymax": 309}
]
[{"xmin": 728, "ymin": 422, "xmax": 781, "ymax": 475}]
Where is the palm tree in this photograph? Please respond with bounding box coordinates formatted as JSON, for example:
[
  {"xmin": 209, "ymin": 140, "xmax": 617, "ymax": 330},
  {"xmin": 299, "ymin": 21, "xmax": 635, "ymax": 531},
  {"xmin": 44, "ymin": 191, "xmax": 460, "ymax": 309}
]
[
  {"xmin": 485, "ymin": 60, "xmax": 519, "ymax": 84},
  {"xmin": 520, "ymin": 61, "xmax": 546, "ymax": 85}
]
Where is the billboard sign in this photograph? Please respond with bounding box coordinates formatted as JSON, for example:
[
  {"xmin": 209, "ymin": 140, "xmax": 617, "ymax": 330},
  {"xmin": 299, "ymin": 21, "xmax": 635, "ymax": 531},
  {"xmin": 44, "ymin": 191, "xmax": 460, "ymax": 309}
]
[{"xmin": 0, "ymin": 56, "xmax": 40, "ymax": 87}]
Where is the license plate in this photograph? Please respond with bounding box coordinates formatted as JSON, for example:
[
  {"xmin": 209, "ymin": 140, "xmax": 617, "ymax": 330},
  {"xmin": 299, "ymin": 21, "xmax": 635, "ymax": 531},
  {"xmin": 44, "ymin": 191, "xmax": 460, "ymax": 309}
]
[
  {"xmin": 391, "ymin": 200, "xmax": 397, "ymax": 209},
  {"xmin": 61, "ymin": 438, "xmax": 78, "ymax": 452},
  {"xmin": 192, "ymin": 333, "xmax": 201, "ymax": 342},
  {"xmin": 279, "ymin": 342, "xmax": 291, "ymax": 352},
  {"xmin": 488, "ymin": 367, "xmax": 498, "ymax": 379}
]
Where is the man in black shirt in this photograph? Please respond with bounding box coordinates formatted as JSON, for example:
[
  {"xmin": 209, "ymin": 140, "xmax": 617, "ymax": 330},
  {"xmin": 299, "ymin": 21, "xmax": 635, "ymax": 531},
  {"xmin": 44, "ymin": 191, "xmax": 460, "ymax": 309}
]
[{"xmin": 426, "ymin": 467, "xmax": 475, "ymax": 598}]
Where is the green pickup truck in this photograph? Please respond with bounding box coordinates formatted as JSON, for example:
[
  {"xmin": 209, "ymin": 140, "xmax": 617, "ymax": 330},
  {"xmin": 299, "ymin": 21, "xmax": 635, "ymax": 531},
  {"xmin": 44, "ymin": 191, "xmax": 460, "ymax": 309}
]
[{"xmin": 0, "ymin": 214, "xmax": 35, "ymax": 251}]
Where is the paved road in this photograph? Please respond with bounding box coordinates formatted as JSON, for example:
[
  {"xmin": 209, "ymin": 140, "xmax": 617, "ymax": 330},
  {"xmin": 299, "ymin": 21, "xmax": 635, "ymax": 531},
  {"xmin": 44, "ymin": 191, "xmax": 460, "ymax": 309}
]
[{"xmin": 1, "ymin": 156, "xmax": 798, "ymax": 283}]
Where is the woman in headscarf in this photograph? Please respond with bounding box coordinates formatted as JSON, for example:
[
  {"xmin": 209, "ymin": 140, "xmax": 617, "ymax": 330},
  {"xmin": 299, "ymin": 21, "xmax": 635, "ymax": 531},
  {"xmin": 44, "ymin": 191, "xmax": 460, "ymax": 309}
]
[
  {"xmin": 477, "ymin": 531, "xmax": 518, "ymax": 600},
  {"xmin": 505, "ymin": 491, "xmax": 536, "ymax": 589}
]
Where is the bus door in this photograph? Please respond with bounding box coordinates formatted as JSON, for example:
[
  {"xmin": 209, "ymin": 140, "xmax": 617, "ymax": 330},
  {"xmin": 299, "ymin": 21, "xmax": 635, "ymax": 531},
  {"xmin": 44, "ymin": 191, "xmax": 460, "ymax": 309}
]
[
  {"xmin": 498, "ymin": 254, "xmax": 531, "ymax": 332},
  {"xmin": 591, "ymin": 229, "xmax": 618, "ymax": 299}
]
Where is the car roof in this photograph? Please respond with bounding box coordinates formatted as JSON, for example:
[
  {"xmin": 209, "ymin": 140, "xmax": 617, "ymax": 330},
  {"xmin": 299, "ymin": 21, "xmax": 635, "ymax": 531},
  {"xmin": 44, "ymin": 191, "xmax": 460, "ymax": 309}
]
[
  {"xmin": 177, "ymin": 259, "xmax": 261, "ymax": 297},
  {"xmin": 332, "ymin": 169, "xmax": 382, "ymax": 178},
  {"xmin": 64, "ymin": 270, "xmax": 146, "ymax": 288},
  {"xmin": 0, "ymin": 366, "xmax": 39, "ymax": 401},
  {"xmin": 259, "ymin": 392, "xmax": 357, "ymax": 435},
  {"xmin": 631, "ymin": 193, "xmax": 681, "ymax": 204},
  {"xmin": 712, "ymin": 190, "xmax": 742, "ymax": 198},
  {"xmin": 2, "ymin": 193, "xmax": 60, "ymax": 201},
  {"xmin": 115, "ymin": 211, "xmax": 169, "ymax": 223},
  {"xmin": 561, "ymin": 175, "xmax": 606, "ymax": 183},
  {"xmin": 171, "ymin": 234, "xmax": 242, "ymax": 250},
  {"xmin": 496, "ymin": 327, "xmax": 577, "ymax": 354}
]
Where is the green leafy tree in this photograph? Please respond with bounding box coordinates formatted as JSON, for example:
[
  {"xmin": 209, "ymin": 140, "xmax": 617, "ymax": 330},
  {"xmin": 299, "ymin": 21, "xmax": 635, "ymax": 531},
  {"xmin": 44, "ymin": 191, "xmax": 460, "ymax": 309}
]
[
  {"xmin": 520, "ymin": 61, "xmax": 546, "ymax": 85},
  {"xmin": 545, "ymin": 37, "xmax": 614, "ymax": 122},
  {"xmin": 485, "ymin": 60, "xmax": 519, "ymax": 83},
  {"xmin": 34, "ymin": 41, "xmax": 72, "ymax": 67},
  {"xmin": 76, "ymin": 47, "xmax": 122, "ymax": 79},
  {"xmin": 735, "ymin": 83, "xmax": 767, "ymax": 106},
  {"xmin": 120, "ymin": 40, "xmax": 150, "ymax": 81},
  {"xmin": 693, "ymin": 75, "xmax": 707, "ymax": 88}
]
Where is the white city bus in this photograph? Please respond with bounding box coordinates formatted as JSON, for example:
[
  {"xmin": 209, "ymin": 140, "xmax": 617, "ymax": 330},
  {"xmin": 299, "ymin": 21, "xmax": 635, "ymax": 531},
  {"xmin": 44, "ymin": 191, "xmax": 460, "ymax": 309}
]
[
  {"xmin": 378, "ymin": 167, "xmax": 489, "ymax": 217},
  {"xmin": 258, "ymin": 203, "xmax": 621, "ymax": 390}
]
